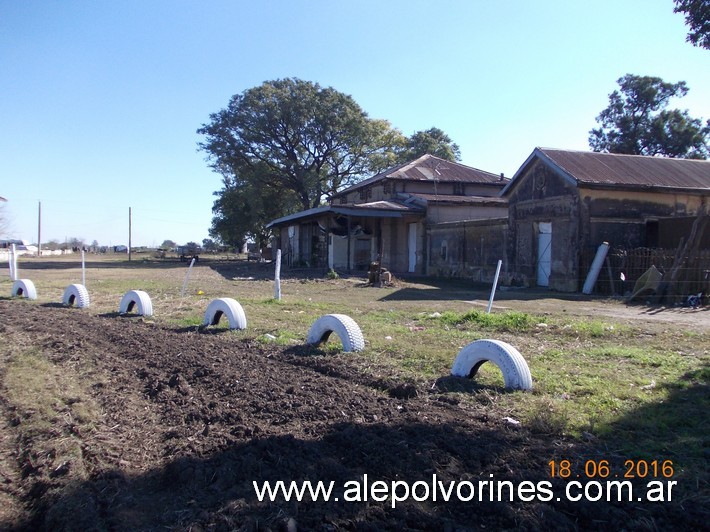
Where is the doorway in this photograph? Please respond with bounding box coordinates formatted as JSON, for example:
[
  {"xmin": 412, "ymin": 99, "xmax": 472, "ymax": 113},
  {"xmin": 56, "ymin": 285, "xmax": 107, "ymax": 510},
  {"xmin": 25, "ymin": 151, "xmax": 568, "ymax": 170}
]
[
  {"xmin": 408, "ymin": 223, "xmax": 417, "ymax": 273},
  {"xmin": 537, "ymin": 222, "xmax": 552, "ymax": 287}
]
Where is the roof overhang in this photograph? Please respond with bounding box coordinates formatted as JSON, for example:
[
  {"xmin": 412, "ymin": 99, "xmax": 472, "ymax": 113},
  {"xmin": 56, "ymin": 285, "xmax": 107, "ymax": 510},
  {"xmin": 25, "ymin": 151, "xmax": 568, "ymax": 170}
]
[
  {"xmin": 579, "ymin": 182, "xmax": 710, "ymax": 194},
  {"xmin": 266, "ymin": 203, "xmax": 424, "ymax": 228}
]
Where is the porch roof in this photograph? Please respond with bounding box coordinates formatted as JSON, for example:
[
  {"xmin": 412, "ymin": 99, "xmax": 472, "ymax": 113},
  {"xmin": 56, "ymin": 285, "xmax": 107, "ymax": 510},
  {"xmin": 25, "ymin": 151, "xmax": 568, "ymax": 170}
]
[{"xmin": 266, "ymin": 200, "xmax": 424, "ymax": 228}]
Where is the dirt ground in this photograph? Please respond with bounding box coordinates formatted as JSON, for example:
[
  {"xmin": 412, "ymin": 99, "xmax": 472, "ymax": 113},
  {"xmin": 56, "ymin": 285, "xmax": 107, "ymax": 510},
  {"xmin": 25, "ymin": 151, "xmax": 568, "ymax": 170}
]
[{"xmin": 0, "ymin": 298, "xmax": 706, "ymax": 531}]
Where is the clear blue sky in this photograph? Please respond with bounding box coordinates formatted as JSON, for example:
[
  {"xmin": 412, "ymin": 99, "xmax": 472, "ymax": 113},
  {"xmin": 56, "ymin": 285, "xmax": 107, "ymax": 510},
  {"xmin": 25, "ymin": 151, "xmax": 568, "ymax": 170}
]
[{"xmin": 1, "ymin": 0, "xmax": 708, "ymax": 247}]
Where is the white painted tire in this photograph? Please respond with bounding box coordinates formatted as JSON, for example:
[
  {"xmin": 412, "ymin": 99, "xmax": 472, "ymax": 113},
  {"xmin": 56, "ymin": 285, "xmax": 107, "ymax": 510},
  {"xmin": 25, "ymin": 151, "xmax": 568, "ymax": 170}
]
[
  {"xmin": 307, "ymin": 314, "xmax": 365, "ymax": 352},
  {"xmin": 118, "ymin": 290, "xmax": 153, "ymax": 316},
  {"xmin": 451, "ymin": 339, "xmax": 532, "ymax": 391},
  {"xmin": 203, "ymin": 298, "xmax": 247, "ymax": 330},
  {"xmin": 62, "ymin": 284, "xmax": 90, "ymax": 308},
  {"xmin": 11, "ymin": 279, "xmax": 37, "ymax": 300}
]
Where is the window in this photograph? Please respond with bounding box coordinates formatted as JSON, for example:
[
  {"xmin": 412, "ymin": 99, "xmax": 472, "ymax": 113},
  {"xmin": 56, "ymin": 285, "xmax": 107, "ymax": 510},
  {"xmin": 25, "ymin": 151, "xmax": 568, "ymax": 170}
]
[
  {"xmin": 440, "ymin": 240, "xmax": 448, "ymax": 260},
  {"xmin": 645, "ymin": 220, "xmax": 659, "ymax": 248},
  {"xmin": 453, "ymin": 183, "xmax": 465, "ymax": 195},
  {"xmin": 359, "ymin": 187, "xmax": 372, "ymax": 201}
]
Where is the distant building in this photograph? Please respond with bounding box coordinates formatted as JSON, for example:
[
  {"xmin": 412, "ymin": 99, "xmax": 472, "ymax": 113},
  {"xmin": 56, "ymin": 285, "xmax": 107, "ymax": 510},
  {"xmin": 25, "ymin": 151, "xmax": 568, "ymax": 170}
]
[
  {"xmin": 268, "ymin": 154, "xmax": 508, "ymax": 274},
  {"xmin": 0, "ymin": 239, "xmax": 31, "ymax": 250}
]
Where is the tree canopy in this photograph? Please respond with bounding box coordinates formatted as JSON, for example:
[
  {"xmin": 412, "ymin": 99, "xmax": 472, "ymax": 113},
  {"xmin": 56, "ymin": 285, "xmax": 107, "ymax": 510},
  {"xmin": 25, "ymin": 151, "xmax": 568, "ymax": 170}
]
[
  {"xmin": 589, "ymin": 74, "xmax": 709, "ymax": 159},
  {"xmin": 208, "ymin": 164, "xmax": 300, "ymax": 250},
  {"xmin": 198, "ymin": 78, "xmax": 461, "ymax": 248},
  {"xmin": 198, "ymin": 78, "xmax": 404, "ymax": 212},
  {"xmin": 674, "ymin": 0, "xmax": 710, "ymax": 49},
  {"xmin": 401, "ymin": 127, "xmax": 461, "ymax": 162}
]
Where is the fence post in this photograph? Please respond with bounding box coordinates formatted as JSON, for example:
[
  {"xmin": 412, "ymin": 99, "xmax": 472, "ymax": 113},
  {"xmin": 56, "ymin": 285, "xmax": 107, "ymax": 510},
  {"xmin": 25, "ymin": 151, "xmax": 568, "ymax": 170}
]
[{"xmin": 274, "ymin": 249, "xmax": 282, "ymax": 300}]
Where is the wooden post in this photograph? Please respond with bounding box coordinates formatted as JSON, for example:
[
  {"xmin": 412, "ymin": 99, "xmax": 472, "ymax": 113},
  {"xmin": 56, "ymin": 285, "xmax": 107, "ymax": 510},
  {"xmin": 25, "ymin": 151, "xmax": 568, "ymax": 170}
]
[
  {"xmin": 668, "ymin": 205, "xmax": 708, "ymax": 300},
  {"xmin": 605, "ymin": 256, "xmax": 615, "ymax": 295}
]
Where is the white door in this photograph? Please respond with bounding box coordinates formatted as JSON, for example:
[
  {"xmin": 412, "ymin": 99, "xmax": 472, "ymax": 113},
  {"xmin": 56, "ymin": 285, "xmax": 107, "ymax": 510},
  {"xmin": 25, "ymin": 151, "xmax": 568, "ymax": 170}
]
[
  {"xmin": 408, "ymin": 223, "xmax": 417, "ymax": 273},
  {"xmin": 537, "ymin": 222, "xmax": 552, "ymax": 287}
]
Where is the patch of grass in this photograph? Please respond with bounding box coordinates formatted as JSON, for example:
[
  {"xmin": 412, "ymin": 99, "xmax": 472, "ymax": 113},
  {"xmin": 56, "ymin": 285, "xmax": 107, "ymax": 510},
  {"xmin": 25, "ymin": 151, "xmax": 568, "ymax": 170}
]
[
  {"xmin": 256, "ymin": 330, "xmax": 302, "ymax": 346},
  {"xmin": 526, "ymin": 398, "xmax": 570, "ymax": 436},
  {"xmin": 436, "ymin": 309, "xmax": 536, "ymax": 331},
  {"xmin": 168, "ymin": 316, "xmax": 205, "ymax": 328},
  {"xmin": 3, "ymin": 348, "xmax": 99, "ymax": 481},
  {"xmin": 561, "ymin": 319, "xmax": 626, "ymax": 338}
]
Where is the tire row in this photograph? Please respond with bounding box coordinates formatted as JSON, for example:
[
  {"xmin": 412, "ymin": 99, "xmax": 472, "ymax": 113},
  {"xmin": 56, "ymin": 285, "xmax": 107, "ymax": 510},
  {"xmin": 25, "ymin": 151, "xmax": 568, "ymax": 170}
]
[{"xmin": 9, "ymin": 282, "xmax": 532, "ymax": 390}]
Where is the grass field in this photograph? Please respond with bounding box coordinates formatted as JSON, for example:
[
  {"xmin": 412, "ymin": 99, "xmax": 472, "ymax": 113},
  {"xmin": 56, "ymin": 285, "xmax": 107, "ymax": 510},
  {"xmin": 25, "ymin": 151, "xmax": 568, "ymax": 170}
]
[{"xmin": 3, "ymin": 253, "xmax": 709, "ymax": 510}]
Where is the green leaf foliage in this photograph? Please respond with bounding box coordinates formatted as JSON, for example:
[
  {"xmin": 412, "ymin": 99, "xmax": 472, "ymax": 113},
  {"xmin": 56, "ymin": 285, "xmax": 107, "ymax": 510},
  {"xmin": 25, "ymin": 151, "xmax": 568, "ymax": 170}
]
[
  {"xmin": 674, "ymin": 0, "xmax": 710, "ymax": 50},
  {"xmin": 589, "ymin": 74, "xmax": 709, "ymax": 159},
  {"xmin": 198, "ymin": 78, "xmax": 406, "ymax": 211}
]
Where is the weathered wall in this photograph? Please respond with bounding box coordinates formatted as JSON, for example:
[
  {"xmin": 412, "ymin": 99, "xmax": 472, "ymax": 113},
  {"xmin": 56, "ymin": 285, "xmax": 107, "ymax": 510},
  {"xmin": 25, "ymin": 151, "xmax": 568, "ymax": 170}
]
[
  {"xmin": 426, "ymin": 204, "xmax": 508, "ymax": 224},
  {"xmin": 504, "ymin": 160, "xmax": 710, "ymax": 291},
  {"xmin": 506, "ymin": 161, "xmax": 580, "ymax": 291},
  {"xmin": 380, "ymin": 217, "xmax": 424, "ymax": 274},
  {"xmin": 336, "ymin": 180, "xmax": 504, "ymax": 204},
  {"xmin": 427, "ymin": 218, "xmax": 508, "ymax": 282},
  {"xmin": 581, "ymin": 189, "xmax": 709, "ymax": 250}
]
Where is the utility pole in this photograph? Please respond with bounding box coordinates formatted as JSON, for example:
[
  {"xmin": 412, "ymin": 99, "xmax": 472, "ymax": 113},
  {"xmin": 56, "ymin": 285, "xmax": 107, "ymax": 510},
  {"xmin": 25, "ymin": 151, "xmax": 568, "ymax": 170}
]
[
  {"xmin": 37, "ymin": 200, "xmax": 42, "ymax": 257},
  {"xmin": 128, "ymin": 207, "xmax": 132, "ymax": 262}
]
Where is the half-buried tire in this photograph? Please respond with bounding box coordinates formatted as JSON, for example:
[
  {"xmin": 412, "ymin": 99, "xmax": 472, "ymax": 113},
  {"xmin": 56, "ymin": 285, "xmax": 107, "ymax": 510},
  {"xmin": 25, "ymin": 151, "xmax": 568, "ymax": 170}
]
[
  {"xmin": 62, "ymin": 283, "xmax": 90, "ymax": 308},
  {"xmin": 118, "ymin": 290, "xmax": 153, "ymax": 317},
  {"xmin": 307, "ymin": 314, "xmax": 365, "ymax": 352},
  {"xmin": 451, "ymin": 339, "xmax": 532, "ymax": 391},
  {"xmin": 11, "ymin": 279, "xmax": 37, "ymax": 300},
  {"xmin": 203, "ymin": 298, "xmax": 247, "ymax": 330}
]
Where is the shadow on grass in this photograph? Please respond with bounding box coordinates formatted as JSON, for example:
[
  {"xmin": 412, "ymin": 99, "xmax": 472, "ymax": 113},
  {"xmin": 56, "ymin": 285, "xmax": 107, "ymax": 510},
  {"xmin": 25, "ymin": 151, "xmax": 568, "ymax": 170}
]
[
  {"xmin": 635, "ymin": 303, "xmax": 710, "ymax": 316},
  {"xmin": 208, "ymin": 260, "xmax": 302, "ymax": 282},
  {"xmin": 378, "ymin": 278, "xmax": 597, "ymax": 304},
  {"xmin": 599, "ymin": 364, "xmax": 710, "ymax": 462}
]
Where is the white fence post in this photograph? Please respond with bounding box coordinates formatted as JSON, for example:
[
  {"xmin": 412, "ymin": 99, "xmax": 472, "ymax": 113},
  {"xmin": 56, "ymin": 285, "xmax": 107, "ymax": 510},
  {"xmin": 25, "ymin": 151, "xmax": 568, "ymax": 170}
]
[
  {"xmin": 274, "ymin": 249, "xmax": 282, "ymax": 300},
  {"xmin": 486, "ymin": 259, "xmax": 503, "ymax": 314}
]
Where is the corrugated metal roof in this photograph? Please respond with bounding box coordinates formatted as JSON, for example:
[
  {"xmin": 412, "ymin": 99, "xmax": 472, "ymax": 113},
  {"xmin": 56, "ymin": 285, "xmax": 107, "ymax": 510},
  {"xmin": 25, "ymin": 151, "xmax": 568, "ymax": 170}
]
[
  {"xmin": 333, "ymin": 154, "xmax": 505, "ymax": 197},
  {"xmin": 539, "ymin": 148, "xmax": 710, "ymax": 190},
  {"xmin": 266, "ymin": 201, "xmax": 423, "ymax": 228}
]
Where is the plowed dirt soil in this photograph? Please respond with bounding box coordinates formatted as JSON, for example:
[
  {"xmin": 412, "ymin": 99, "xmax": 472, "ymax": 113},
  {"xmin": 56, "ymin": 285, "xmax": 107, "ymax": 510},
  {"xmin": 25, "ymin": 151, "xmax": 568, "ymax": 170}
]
[{"xmin": 0, "ymin": 299, "xmax": 704, "ymax": 531}]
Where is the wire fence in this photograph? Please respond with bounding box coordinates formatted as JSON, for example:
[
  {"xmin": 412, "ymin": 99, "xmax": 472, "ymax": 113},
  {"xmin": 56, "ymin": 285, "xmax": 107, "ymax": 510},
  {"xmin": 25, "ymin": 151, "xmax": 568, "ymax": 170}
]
[{"xmin": 580, "ymin": 247, "xmax": 710, "ymax": 296}]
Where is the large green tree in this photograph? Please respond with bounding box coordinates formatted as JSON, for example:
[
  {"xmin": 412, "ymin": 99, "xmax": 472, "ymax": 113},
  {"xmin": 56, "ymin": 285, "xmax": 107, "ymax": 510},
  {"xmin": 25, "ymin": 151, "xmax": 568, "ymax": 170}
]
[
  {"xmin": 674, "ymin": 0, "xmax": 710, "ymax": 49},
  {"xmin": 589, "ymin": 74, "xmax": 709, "ymax": 159},
  {"xmin": 198, "ymin": 78, "xmax": 405, "ymax": 211},
  {"xmin": 209, "ymin": 167, "xmax": 299, "ymax": 249},
  {"xmin": 401, "ymin": 127, "xmax": 461, "ymax": 162}
]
